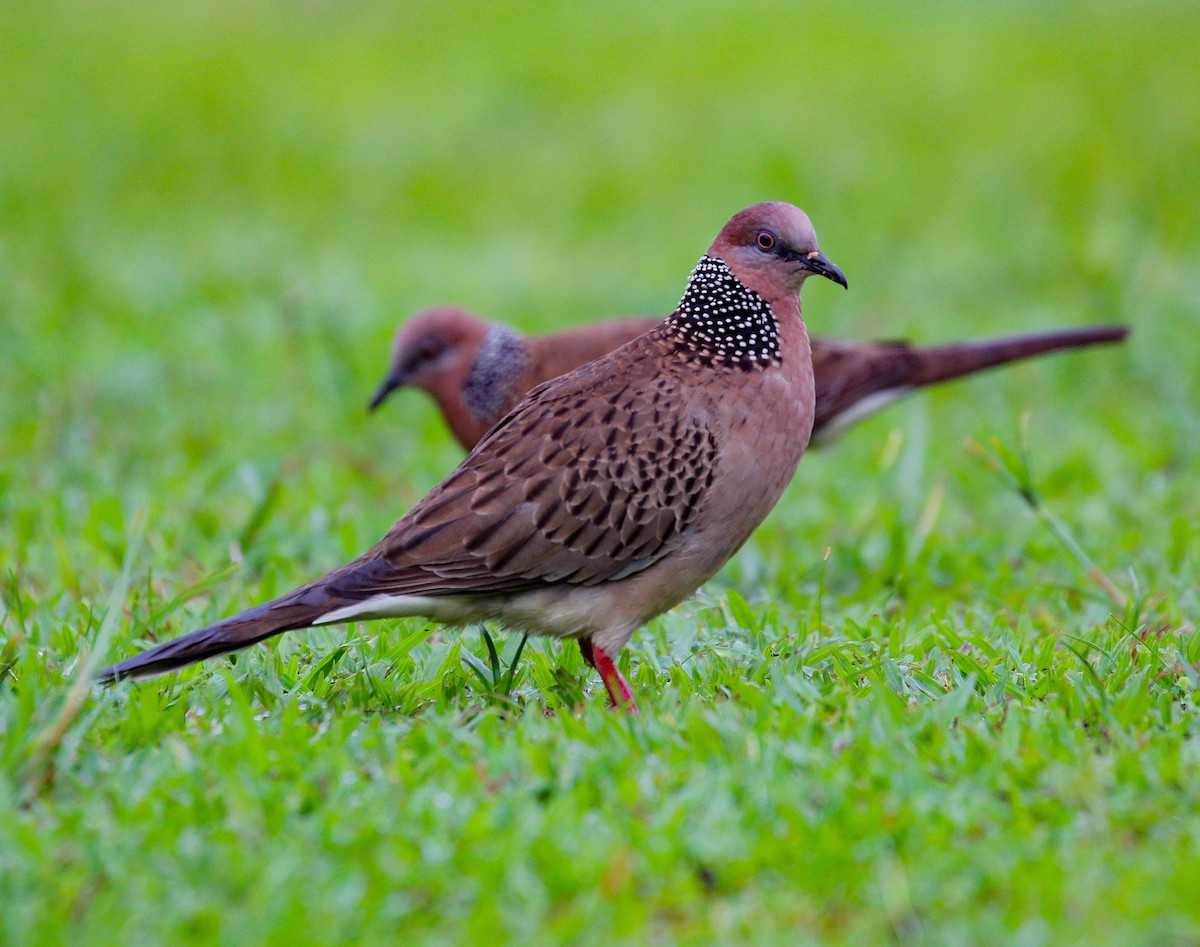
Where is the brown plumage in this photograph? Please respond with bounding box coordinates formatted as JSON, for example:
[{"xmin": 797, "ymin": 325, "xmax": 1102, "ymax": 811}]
[
  {"xmin": 99, "ymin": 202, "xmax": 848, "ymax": 711},
  {"xmin": 371, "ymin": 310, "xmax": 1128, "ymax": 451}
]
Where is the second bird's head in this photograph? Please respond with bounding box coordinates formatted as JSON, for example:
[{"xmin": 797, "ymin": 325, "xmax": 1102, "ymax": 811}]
[
  {"xmin": 710, "ymin": 202, "xmax": 847, "ymax": 297},
  {"xmin": 369, "ymin": 306, "xmax": 490, "ymax": 411}
]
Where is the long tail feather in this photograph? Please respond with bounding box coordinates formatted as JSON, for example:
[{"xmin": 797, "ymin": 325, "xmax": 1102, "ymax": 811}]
[
  {"xmin": 811, "ymin": 324, "xmax": 1130, "ymax": 445},
  {"xmin": 903, "ymin": 325, "xmax": 1130, "ymax": 388},
  {"xmin": 97, "ymin": 585, "xmax": 332, "ymax": 682}
]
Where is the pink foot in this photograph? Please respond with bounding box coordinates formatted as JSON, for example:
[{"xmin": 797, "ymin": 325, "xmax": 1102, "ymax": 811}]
[{"xmin": 591, "ymin": 643, "xmax": 639, "ymax": 715}]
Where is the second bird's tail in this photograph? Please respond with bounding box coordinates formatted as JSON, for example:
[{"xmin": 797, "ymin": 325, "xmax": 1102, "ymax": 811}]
[
  {"xmin": 902, "ymin": 325, "xmax": 1130, "ymax": 388},
  {"xmin": 810, "ymin": 324, "xmax": 1130, "ymax": 445}
]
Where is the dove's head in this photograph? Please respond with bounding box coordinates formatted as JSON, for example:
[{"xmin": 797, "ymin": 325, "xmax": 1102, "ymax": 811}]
[
  {"xmin": 369, "ymin": 307, "xmax": 490, "ymax": 411},
  {"xmin": 710, "ymin": 202, "xmax": 847, "ymax": 300}
]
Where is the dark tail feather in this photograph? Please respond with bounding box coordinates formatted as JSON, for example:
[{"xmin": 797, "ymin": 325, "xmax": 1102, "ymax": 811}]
[
  {"xmin": 810, "ymin": 324, "xmax": 1131, "ymax": 446},
  {"xmin": 905, "ymin": 325, "xmax": 1130, "ymax": 388},
  {"xmin": 97, "ymin": 587, "xmax": 331, "ymax": 682}
]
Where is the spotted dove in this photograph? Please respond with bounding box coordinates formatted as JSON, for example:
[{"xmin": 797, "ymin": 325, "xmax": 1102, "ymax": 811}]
[
  {"xmin": 99, "ymin": 202, "xmax": 846, "ymax": 711},
  {"xmin": 371, "ymin": 309, "xmax": 1128, "ymax": 452}
]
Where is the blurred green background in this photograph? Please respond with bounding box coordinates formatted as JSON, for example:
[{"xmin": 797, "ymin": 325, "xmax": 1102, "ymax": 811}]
[
  {"xmin": 2, "ymin": 1, "xmax": 1199, "ymax": 943},
  {"xmin": 4, "ymin": 0, "xmax": 1197, "ymax": 568}
]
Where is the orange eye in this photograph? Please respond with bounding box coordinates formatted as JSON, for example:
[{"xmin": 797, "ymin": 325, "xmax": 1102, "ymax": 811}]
[{"xmin": 756, "ymin": 231, "xmax": 776, "ymax": 252}]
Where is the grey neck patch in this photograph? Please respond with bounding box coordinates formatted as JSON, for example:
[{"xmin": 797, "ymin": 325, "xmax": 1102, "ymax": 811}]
[
  {"xmin": 463, "ymin": 324, "xmax": 530, "ymax": 424},
  {"xmin": 663, "ymin": 256, "xmax": 781, "ymax": 369}
]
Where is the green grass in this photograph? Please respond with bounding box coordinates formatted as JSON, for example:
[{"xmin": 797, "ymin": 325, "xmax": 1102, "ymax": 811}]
[{"xmin": 3, "ymin": 0, "xmax": 1200, "ymax": 942}]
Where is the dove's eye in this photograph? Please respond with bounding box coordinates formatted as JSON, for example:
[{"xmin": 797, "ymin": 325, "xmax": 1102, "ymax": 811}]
[{"xmin": 755, "ymin": 231, "xmax": 776, "ymax": 252}]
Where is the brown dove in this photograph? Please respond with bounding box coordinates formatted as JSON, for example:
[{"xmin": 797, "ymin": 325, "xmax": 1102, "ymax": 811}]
[
  {"xmin": 370, "ymin": 309, "xmax": 1128, "ymax": 451},
  {"xmin": 99, "ymin": 202, "xmax": 847, "ymax": 712}
]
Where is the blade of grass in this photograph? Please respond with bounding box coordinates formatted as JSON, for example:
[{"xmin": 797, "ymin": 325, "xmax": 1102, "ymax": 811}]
[
  {"xmin": 461, "ymin": 646, "xmax": 496, "ymax": 691},
  {"xmin": 502, "ymin": 633, "xmax": 529, "ymax": 697},
  {"xmin": 21, "ymin": 507, "xmax": 146, "ymax": 802},
  {"xmin": 965, "ymin": 413, "xmax": 1129, "ymax": 610},
  {"xmin": 479, "ymin": 625, "xmax": 502, "ymax": 685}
]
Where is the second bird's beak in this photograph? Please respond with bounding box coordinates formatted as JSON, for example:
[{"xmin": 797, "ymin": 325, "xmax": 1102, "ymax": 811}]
[
  {"xmin": 368, "ymin": 370, "xmax": 407, "ymax": 412},
  {"xmin": 799, "ymin": 251, "xmax": 848, "ymax": 289}
]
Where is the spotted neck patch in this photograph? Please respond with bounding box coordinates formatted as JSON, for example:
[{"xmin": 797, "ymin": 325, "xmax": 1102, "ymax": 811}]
[
  {"xmin": 463, "ymin": 324, "xmax": 530, "ymax": 425},
  {"xmin": 662, "ymin": 256, "xmax": 781, "ymax": 370}
]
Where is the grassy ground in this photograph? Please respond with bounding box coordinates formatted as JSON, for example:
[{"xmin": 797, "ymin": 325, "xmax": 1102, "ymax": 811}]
[{"xmin": 3, "ymin": 1, "xmax": 1200, "ymax": 942}]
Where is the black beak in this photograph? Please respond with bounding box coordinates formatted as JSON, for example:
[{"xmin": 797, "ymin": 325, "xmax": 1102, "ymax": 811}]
[
  {"xmin": 798, "ymin": 251, "xmax": 848, "ymax": 289},
  {"xmin": 368, "ymin": 370, "xmax": 407, "ymax": 412}
]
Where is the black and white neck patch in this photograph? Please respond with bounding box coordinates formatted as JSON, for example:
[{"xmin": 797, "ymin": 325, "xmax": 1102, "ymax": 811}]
[
  {"xmin": 464, "ymin": 324, "xmax": 529, "ymax": 424},
  {"xmin": 662, "ymin": 256, "xmax": 781, "ymax": 370}
]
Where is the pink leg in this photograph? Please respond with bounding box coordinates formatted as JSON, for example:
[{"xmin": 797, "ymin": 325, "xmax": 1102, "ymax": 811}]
[{"xmin": 591, "ymin": 643, "xmax": 639, "ymax": 715}]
